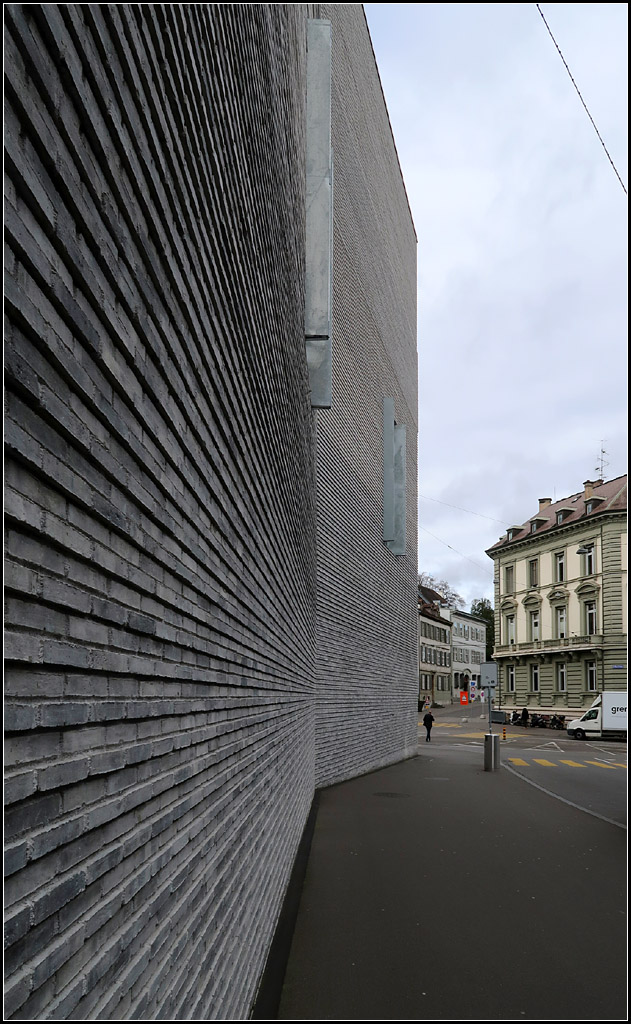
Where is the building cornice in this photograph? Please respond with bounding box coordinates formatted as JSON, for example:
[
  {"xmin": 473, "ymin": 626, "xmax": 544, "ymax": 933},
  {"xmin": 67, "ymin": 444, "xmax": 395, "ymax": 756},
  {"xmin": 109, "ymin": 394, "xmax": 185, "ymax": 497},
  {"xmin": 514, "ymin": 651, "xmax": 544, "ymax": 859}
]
[
  {"xmin": 486, "ymin": 507, "xmax": 626, "ymax": 560},
  {"xmin": 494, "ymin": 636, "xmax": 603, "ymax": 659}
]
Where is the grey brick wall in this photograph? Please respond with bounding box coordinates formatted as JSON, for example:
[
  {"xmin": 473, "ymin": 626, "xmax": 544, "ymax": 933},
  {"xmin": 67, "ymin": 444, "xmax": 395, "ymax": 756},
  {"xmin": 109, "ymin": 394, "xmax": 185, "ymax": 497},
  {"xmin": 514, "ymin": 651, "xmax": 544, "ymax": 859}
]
[
  {"xmin": 4, "ymin": 3, "xmax": 417, "ymax": 1019},
  {"xmin": 4, "ymin": 5, "xmax": 317, "ymax": 1019},
  {"xmin": 314, "ymin": 4, "xmax": 419, "ymax": 787}
]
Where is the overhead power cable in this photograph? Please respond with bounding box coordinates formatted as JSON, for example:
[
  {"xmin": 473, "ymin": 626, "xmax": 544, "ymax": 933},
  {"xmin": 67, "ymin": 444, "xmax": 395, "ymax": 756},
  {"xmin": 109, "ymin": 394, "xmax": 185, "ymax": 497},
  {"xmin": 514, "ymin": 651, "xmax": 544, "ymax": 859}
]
[
  {"xmin": 419, "ymin": 493, "xmax": 511, "ymax": 526},
  {"xmin": 536, "ymin": 3, "xmax": 627, "ymax": 195},
  {"xmin": 419, "ymin": 526, "xmax": 494, "ymax": 578}
]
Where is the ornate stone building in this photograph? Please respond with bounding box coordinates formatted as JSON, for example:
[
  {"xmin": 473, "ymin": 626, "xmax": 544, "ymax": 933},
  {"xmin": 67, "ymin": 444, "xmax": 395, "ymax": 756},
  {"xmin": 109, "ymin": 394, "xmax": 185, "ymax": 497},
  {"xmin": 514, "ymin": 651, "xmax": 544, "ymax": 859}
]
[{"xmin": 486, "ymin": 476, "xmax": 627, "ymax": 713}]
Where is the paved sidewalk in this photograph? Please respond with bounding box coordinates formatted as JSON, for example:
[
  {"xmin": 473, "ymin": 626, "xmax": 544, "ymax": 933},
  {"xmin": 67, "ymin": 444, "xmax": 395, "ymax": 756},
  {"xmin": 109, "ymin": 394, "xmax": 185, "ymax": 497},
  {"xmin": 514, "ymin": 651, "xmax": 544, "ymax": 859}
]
[{"xmin": 277, "ymin": 741, "xmax": 627, "ymax": 1021}]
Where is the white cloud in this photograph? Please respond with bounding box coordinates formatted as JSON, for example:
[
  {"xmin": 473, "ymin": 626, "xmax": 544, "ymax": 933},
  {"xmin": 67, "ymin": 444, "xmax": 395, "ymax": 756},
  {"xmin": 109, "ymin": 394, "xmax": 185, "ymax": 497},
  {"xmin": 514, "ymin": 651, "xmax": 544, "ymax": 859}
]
[{"xmin": 366, "ymin": 2, "xmax": 628, "ymax": 609}]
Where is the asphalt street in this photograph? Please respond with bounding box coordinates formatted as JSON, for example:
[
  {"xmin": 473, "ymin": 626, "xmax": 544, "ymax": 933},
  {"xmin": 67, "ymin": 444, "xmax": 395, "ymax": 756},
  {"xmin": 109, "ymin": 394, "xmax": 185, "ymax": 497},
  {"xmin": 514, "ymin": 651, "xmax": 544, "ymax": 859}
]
[
  {"xmin": 278, "ymin": 703, "xmax": 628, "ymax": 1021},
  {"xmin": 428, "ymin": 701, "xmax": 627, "ymax": 827}
]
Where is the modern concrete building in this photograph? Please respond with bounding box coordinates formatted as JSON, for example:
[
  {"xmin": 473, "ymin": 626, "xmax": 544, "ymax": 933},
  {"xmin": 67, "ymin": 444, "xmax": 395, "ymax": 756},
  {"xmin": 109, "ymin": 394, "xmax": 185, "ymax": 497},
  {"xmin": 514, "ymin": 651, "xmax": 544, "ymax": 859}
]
[
  {"xmin": 486, "ymin": 476, "xmax": 627, "ymax": 713},
  {"xmin": 4, "ymin": 5, "xmax": 417, "ymax": 1020}
]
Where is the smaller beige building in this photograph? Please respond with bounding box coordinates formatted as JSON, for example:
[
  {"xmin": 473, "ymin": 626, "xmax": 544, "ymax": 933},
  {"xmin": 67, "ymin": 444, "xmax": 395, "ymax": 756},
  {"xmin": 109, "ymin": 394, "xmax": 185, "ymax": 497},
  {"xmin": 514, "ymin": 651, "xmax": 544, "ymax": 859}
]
[
  {"xmin": 440, "ymin": 608, "xmax": 487, "ymax": 702},
  {"xmin": 418, "ymin": 586, "xmax": 452, "ymax": 706},
  {"xmin": 418, "ymin": 588, "xmax": 487, "ymax": 705}
]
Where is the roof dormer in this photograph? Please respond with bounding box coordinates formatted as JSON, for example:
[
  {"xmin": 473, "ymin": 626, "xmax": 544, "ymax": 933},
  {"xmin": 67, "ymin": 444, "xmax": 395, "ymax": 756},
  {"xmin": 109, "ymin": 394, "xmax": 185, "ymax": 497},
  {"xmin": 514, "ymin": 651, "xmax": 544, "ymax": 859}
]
[
  {"xmin": 585, "ymin": 495, "xmax": 606, "ymax": 515},
  {"xmin": 555, "ymin": 506, "xmax": 573, "ymax": 526},
  {"xmin": 529, "ymin": 516, "xmax": 548, "ymax": 534}
]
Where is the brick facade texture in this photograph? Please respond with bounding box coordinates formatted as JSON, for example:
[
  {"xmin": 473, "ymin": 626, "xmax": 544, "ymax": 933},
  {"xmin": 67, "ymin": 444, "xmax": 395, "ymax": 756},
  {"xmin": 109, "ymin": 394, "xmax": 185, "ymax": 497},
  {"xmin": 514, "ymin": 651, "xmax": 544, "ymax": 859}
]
[
  {"xmin": 315, "ymin": 4, "xmax": 418, "ymax": 787},
  {"xmin": 4, "ymin": 4, "xmax": 417, "ymax": 1019}
]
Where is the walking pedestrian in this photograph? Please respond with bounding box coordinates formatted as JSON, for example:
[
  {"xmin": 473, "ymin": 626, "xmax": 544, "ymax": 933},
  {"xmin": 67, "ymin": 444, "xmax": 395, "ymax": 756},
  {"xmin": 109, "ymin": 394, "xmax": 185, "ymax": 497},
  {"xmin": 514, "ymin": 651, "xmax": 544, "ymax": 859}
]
[
  {"xmin": 423, "ymin": 710, "xmax": 435, "ymax": 742},
  {"xmin": 521, "ymin": 707, "xmax": 529, "ymax": 728}
]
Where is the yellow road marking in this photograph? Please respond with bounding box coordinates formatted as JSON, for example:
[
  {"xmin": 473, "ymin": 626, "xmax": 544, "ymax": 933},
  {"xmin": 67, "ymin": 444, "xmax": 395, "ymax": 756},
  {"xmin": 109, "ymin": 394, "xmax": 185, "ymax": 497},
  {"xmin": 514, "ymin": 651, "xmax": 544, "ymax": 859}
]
[
  {"xmin": 509, "ymin": 758, "xmax": 624, "ymax": 770},
  {"xmin": 611, "ymin": 763, "xmax": 627, "ymax": 769}
]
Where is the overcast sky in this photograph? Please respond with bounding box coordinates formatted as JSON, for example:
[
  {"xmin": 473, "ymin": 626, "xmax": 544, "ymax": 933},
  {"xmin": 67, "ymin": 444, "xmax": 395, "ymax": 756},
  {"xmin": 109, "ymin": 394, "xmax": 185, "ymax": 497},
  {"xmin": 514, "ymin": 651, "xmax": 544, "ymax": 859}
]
[{"xmin": 364, "ymin": 2, "xmax": 628, "ymax": 610}]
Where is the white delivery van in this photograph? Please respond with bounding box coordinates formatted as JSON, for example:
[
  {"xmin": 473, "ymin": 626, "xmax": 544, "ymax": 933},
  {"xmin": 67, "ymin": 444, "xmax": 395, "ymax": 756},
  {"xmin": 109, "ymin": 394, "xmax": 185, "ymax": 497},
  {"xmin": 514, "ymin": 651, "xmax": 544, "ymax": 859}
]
[{"xmin": 566, "ymin": 692, "xmax": 627, "ymax": 741}]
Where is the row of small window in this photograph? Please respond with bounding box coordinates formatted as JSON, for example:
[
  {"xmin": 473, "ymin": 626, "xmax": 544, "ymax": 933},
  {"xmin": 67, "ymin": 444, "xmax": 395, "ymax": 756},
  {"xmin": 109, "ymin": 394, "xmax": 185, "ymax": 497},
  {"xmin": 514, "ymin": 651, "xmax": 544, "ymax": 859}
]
[
  {"xmin": 420, "ymin": 675, "xmax": 450, "ymax": 690},
  {"xmin": 507, "ymin": 504, "xmax": 600, "ymax": 542},
  {"xmin": 452, "ymin": 648, "xmax": 485, "ymax": 664},
  {"xmin": 420, "ymin": 646, "xmax": 450, "ymax": 666},
  {"xmin": 504, "ymin": 601, "xmax": 598, "ymax": 643},
  {"xmin": 504, "ymin": 661, "xmax": 598, "ymax": 692},
  {"xmin": 420, "ymin": 622, "xmax": 449, "ymax": 643},
  {"xmin": 504, "ymin": 546, "xmax": 595, "ymax": 593},
  {"xmin": 453, "ymin": 623, "xmax": 484, "ymax": 642}
]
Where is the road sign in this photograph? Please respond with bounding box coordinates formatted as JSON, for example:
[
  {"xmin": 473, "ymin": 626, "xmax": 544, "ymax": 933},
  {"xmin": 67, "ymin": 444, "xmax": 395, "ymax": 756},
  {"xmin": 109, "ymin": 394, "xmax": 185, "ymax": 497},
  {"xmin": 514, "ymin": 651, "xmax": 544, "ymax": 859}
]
[
  {"xmin": 481, "ymin": 662, "xmax": 498, "ymax": 689},
  {"xmin": 480, "ymin": 663, "xmax": 498, "ymax": 734}
]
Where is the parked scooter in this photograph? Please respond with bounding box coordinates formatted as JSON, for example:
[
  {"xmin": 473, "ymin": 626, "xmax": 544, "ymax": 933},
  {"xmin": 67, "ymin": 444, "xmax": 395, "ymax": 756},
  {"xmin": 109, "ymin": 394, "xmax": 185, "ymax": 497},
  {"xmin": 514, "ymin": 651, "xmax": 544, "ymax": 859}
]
[
  {"xmin": 530, "ymin": 713, "xmax": 547, "ymax": 728},
  {"xmin": 550, "ymin": 714, "xmax": 566, "ymax": 730}
]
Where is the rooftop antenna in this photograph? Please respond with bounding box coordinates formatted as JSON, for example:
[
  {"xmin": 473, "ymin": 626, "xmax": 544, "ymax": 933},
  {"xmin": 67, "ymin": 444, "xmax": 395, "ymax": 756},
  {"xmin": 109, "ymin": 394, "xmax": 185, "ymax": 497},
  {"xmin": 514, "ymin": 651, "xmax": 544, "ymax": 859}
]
[{"xmin": 595, "ymin": 441, "xmax": 609, "ymax": 480}]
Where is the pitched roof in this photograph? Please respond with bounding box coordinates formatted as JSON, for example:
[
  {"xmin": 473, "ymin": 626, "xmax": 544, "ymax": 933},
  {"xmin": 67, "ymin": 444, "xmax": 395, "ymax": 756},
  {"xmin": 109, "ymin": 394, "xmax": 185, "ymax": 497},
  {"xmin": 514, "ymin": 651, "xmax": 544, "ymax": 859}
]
[
  {"xmin": 418, "ymin": 584, "xmax": 446, "ymax": 605},
  {"xmin": 486, "ymin": 475, "xmax": 627, "ymax": 555},
  {"xmin": 417, "ymin": 600, "xmax": 452, "ymax": 628}
]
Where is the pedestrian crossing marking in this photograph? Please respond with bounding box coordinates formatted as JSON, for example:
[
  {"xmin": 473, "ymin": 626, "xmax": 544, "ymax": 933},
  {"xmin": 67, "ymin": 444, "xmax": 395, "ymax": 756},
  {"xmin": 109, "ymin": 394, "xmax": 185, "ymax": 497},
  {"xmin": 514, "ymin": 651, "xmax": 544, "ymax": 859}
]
[
  {"xmin": 420, "ymin": 723, "xmax": 527, "ymax": 737},
  {"xmin": 507, "ymin": 758, "xmax": 625, "ymax": 770}
]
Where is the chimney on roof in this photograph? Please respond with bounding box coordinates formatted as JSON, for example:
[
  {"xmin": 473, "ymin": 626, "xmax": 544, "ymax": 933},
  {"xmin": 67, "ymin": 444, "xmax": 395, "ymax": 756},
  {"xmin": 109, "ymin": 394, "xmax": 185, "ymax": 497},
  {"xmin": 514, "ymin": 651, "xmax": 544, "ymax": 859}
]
[
  {"xmin": 538, "ymin": 498, "xmax": 551, "ymax": 511},
  {"xmin": 584, "ymin": 480, "xmax": 595, "ymax": 499}
]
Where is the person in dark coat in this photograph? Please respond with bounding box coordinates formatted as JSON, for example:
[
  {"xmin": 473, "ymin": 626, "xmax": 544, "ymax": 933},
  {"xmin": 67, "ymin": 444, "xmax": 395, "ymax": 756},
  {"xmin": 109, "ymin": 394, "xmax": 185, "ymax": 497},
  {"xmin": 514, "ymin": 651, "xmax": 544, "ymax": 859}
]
[
  {"xmin": 521, "ymin": 707, "xmax": 529, "ymax": 728},
  {"xmin": 423, "ymin": 710, "xmax": 435, "ymax": 742}
]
